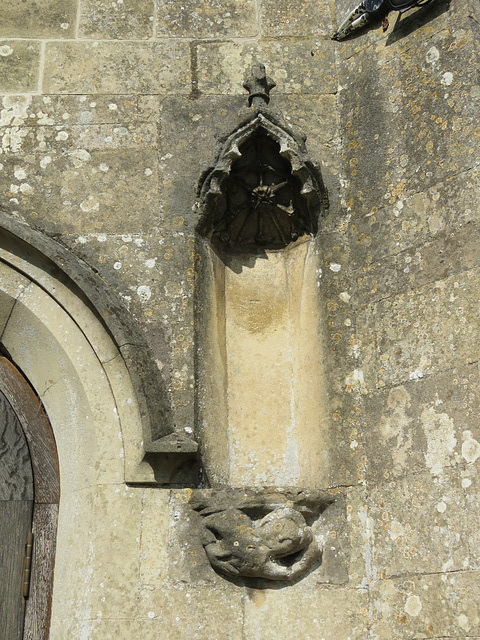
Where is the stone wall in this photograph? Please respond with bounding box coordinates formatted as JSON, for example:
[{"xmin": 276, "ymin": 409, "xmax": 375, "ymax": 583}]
[{"xmin": 1, "ymin": 0, "xmax": 479, "ymax": 638}]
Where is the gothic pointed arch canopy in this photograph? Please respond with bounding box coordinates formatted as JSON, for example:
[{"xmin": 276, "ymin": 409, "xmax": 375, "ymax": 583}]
[{"xmin": 197, "ymin": 64, "xmax": 328, "ymax": 252}]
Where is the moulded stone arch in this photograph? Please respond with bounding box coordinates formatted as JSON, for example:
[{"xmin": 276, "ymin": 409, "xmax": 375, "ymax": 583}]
[
  {"xmin": 0, "ymin": 211, "xmax": 198, "ymax": 485},
  {"xmin": 0, "ymin": 212, "xmax": 200, "ymax": 634}
]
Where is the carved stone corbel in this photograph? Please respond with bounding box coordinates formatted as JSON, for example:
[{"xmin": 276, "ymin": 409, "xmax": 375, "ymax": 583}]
[{"xmin": 190, "ymin": 488, "xmax": 335, "ymax": 582}]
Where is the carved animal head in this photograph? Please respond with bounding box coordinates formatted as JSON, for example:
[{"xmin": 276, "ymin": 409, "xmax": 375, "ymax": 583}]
[{"xmin": 190, "ymin": 488, "xmax": 334, "ymax": 581}]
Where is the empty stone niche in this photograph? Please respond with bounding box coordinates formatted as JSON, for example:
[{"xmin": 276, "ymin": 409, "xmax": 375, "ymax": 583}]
[
  {"xmin": 188, "ymin": 64, "xmax": 346, "ymax": 585},
  {"xmin": 195, "ymin": 65, "xmax": 331, "ymax": 491}
]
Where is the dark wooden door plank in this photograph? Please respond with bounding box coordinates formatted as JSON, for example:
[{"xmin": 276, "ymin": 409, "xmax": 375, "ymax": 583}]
[{"xmin": 0, "ymin": 500, "xmax": 34, "ymax": 640}]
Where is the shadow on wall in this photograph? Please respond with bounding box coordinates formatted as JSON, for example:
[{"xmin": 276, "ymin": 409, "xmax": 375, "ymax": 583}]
[{"xmin": 386, "ymin": 0, "xmax": 451, "ymax": 45}]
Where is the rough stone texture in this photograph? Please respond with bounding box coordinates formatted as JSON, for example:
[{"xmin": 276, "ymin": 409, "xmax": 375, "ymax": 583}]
[
  {"xmin": 79, "ymin": 0, "xmax": 154, "ymax": 39},
  {"xmin": 43, "ymin": 41, "xmax": 191, "ymax": 94},
  {"xmin": 261, "ymin": 0, "xmax": 334, "ymax": 37},
  {"xmin": 197, "ymin": 39, "xmax": 336, "ymax": 95},
  {"xmin": 156, "ymin": 0, "xmax": 258, "ymax": 38},
  {"xmin": 0, "ymin": 0, "xmax": 77, "ymax": 38},
  {"xmin": 0, "ymin": 41, "xmax": 41, "ymax": 93},
  {"xmin": 0, "ymin": 0, "xmax": 479, "ymax": 637}
]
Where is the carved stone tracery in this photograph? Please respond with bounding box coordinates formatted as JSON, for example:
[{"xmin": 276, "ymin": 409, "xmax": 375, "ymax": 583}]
[{"xmin": 197, "ymin": 64, "xmax": 328, "ymax": 252}]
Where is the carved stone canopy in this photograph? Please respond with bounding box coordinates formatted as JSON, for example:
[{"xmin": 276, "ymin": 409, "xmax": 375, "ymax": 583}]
[
  {"xmin": 190, "ymin": 488, "xmax": 335, "ymax": 582},
  {"xmin": 197, "ymin": 64, "xmax": 328, "ymax": 252}
]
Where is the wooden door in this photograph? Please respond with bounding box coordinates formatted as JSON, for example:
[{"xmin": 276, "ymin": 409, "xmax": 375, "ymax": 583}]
[
  {"xmin": 0, "ymin": 387, "xmax": 34, "ymax": 639},
  {"xmin": 0, "ymin": 356, "xmax": 59, "ymax": 640}
]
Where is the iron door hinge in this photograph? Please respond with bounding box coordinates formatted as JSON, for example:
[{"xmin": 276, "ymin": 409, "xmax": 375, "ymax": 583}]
[{"xmin": 22, "ymin": 531, "xmax": 34, "ymax": 598}]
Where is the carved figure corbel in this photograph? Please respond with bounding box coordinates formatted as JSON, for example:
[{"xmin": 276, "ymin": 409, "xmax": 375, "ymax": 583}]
[{"xmin": 190, "ymin": 488, "xmax": 335, "ymax": 582}]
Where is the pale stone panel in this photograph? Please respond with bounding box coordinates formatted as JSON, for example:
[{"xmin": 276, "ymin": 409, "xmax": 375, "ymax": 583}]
[
  {"xmin": 0, "ymin": 41, "xmax": 40, "ymax": 93},
  {"xmin": 43, "ymin": 41, "xmax": 191, "ymax": 94},
  {"xmin": 221, "ymin": 239, "xmax": 329, "ymax": 488},
  {"xmin": 50, "ymin": 484, "xmax": 143, "ymax": 637},
  {"xmin": 140, "ymin": 488, "xmax": 170, "ymax": 584},
  {"xmin": 370, "ymin": 570, "xmax": 480, "ymax": 638},
  {"xmin": 138, "ymin": 583, "xmax": 244, "ymax": 639},
  {"xmin": 261, "ymin": 0, "xmax": 334, "ymax": 37},
  {"xmin": 197, "ymin": 39, "xmax": 336, "ymax": 95},
  {"xmin": 0, "ymin": 0, "xmax": 77, "ymax": 38},
  {"xmin": 242, "ymin": 586, "xmax": 368, "ymax": 640},
  {"xmin": 79, "ymin": 0, "xmax": 154, "ymax": 39},
  {"xmin": 157, "ymin": 0, "xmax": 258, "ymax": 38}
]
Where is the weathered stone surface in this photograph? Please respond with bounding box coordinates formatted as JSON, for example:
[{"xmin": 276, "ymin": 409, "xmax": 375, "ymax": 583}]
[
  {"xmin": 138, "ymin": 582, "xmax": 244, "ymax": 639},
  {"xmin": 261, "ymin": 0, "xmax": 334, "ymax": 37},
  {"xmin": 338, "ymin": 17, "xmax": 480, "ymax": 218},
  {"xmin": 364, "ymin": 365, "xmax": 480, "ymax": 482},
  {"xmin": 197, "ymin": 40, "xmax": 336, "ymax": 95},
  {"xmin": 0, "ymin": 0, "xmax": 76, "ymax": 38},
  {"xmin": 50, "ymin": 484, "xmax": 143, "ymax": 635},
  {"xmin": 242, "ymin": 585, "xmax": 369, "ymax": 640},
  {"xmin": 357, "ymin": 268, "xmax": 480, "ymax": 390},
  {"xmin": 370, "ymin": 570, "xmax": 480, "ymax": 638},
  {"xmin": 140, "ymin": 489, "xmax": 170, "ymax": 585},
  {"xmin": 0, "ymin": 132, "xmax": 160, "ymax": 234},
  {"xmin": 0, "ymin": 41, "xmax": 40, "ymax": 93},
  {"xmin": 43, "ymin": 41, "xmax": 191, "ymax": 94},
  {"xmin": 79, "ymin": 0, "xmax": 153, "ymax": 39},
  {"xmin": 63, "ymin": 233, "xmax": 193, "ymax": 432},
  {"xmin": 347, "ymin": 167, "xmax": 480, "ymax": 276},
  {"xmin": 368, "ymin": 466, "xmax": 480, "ymax": 579},
  {"xmin": 157, "ymin": 0, "xmax": 258, "ymax": 38}
]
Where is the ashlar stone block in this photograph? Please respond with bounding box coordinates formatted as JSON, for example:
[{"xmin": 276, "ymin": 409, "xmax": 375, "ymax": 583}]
[
  {"xmin": 242, "ymin": 585, "xmax": 368, "ymax": 640},
  {"xmin": 261, "ymin": 0, "xmax": 334, "ymax": 37},
  {"xmin": 0, "ymin": 41, "xmax": 40, "ymax": 93},
  {"xmin": 358, "ymin": 268, "xmax": 480, "ymax": 389},
  {"xmin": 0, "ymin": 0, "xmax": 76, "ymax": 38},
  {"xmin": 157, "ymin": 0, "xmax": 258, "ymax": 38},
  {"xmin": 79, "ymin": 0, "xmax": 154, "ymax": 39},
  {"xmin": 43, "ymin": 41, "xmax": 190, "ymax": 94},
  {"xmin": 197, "ymin": 39, "xmax": 336, "ymax": 95},
  {"xmin": 370, "ymin": 569, "xmax": 480, "ymax": 639},
  {"xmin": 368, "ymin": 465, "xmax": 480, "ymax": 579},
  {"xmin": 138, "ymin": 582, "xmax": 244, "ymax": 640},
  {"xmin": 0, "ymin": 146, "xmax": 161, "ymax": 235},
  {"xmin": 364, "ymin": 365, "xmax": 480, "ymax": 483}
]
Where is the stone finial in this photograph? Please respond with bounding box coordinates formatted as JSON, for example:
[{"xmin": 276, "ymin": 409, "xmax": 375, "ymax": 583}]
[{"xmin": 243, "ymin": 63, "xmax": 276, "ymax": 107}]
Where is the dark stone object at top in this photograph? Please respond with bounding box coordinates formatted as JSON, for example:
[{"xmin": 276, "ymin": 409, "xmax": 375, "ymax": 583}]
[
  {"xmin": 332, "ymin": 0, "xmax": 436, "ymax": 40},
  {"xmin": 197, "ymin": 64, "xmax": 328, "ymax": 253},
  {"xmin": 243, "ymin": 63, "xmax": 276, "ymax": 107}
]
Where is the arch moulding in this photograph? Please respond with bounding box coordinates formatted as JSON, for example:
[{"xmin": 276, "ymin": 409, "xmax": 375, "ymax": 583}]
[{"xmin": 0, "ymin": 210, "xmax": 198, "ymax": 487}]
